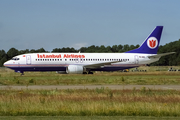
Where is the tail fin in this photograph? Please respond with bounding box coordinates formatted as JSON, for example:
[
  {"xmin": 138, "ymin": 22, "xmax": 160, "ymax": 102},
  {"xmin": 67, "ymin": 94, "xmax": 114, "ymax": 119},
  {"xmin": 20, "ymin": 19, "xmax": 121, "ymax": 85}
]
[{"xmin": 125, "ymin": 26, "xmax": 163, "ymax": 54}]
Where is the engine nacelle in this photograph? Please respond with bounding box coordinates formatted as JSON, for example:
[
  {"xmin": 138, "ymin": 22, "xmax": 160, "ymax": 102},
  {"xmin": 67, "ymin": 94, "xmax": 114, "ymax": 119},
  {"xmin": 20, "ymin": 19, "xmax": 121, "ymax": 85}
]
[{"xmin": 66, "ymin": 65, "xmax": 84, "ymax": 74}]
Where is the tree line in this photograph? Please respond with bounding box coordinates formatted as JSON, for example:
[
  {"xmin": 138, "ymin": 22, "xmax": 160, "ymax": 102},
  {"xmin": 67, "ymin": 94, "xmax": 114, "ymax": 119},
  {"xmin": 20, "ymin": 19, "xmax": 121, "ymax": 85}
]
[{"xmin": 0, "ymin": 39, "xmax": 180, "ymax": 67}]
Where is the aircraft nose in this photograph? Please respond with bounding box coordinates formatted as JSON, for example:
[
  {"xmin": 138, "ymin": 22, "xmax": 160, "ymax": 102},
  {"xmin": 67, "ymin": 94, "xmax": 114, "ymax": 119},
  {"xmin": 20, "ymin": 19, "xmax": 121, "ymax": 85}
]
[{"xmin": 3, "ymin": 61, "xmax": 9, "ymax": 67}]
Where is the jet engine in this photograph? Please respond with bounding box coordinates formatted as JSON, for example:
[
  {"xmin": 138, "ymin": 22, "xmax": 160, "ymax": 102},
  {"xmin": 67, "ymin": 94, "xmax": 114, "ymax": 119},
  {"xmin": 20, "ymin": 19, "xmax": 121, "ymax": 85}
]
[{"xmin": 66, "ymin": 65, "xmax": 85, "ymax": 74}]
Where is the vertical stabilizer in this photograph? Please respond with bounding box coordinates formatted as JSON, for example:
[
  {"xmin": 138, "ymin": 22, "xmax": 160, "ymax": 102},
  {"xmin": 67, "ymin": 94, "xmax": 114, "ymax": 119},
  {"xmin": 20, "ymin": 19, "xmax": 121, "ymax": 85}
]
[{"xmin": 125, "ymin": 26, "xmax": 163, "ymax": 54}]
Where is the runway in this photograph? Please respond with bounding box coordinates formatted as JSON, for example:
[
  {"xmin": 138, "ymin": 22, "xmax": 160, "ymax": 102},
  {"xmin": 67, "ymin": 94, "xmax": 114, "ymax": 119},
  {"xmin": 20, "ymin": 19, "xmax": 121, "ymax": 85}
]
[{"xmin": 0, "ymin": 85, "xmax": 180, "ymax": 90}]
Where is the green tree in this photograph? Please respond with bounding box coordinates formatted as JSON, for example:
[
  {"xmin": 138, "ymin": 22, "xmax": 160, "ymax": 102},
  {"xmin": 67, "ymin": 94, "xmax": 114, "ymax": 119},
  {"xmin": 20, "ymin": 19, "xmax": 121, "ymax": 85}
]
[
  {"xmin": 86, "ymin": 45, "xmax": 96, "ymax": 53},
  {"xmin": 0, "ymin": 57, "xmax": 7, "ymax": 66},
  {"xmin": 117, "ymin": 44, "xmax": 123, "ymax": 52},
  {"xmin": 52, "ymin": 48, "xmax": 62, "ymax": 53},
  {"xmin": 123, "ymin": 44, "xmax": 130, "ymax": 52},
  {"xmin": 106, "ymin": 46, "xmax": 112, "ymax": 53},
  {"xmin": 36, "ymin": 48, "xmax": 46, "ymax": 52},
  {"xmin": 79, "ymin": 47, "xmax": 87, "ymax": 53},
  {"xmin": 7, "ymin": 48, "xmax": 19, "ymax": 59},
  {"xmin": 99, "ymin": 45, "xmax": 106, "ymax": 53},
  {"xmin": 112, "ymin": 45, "xmax": 118, "ymax": 52},
  {"xmin": 19, "ymin": 49, "xmax": 30, "ymax": 54},
  {"xmin": 0, "ymin": 50, "xmax": 7, "ymax": 66}
]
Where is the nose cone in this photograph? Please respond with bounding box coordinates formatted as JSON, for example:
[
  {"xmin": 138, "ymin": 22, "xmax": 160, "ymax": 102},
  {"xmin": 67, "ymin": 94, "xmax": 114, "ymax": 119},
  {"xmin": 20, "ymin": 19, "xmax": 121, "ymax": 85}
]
[{"xmin": 3, "ymin": 61, "xmax": 9, "ymax": 67}]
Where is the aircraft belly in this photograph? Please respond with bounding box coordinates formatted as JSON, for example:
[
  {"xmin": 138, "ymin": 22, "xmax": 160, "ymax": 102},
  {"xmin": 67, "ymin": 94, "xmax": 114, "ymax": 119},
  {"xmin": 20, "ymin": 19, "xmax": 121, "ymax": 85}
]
[{"xmin": 8, "ymin": 66, "xmax": 66, "ymax": 72}]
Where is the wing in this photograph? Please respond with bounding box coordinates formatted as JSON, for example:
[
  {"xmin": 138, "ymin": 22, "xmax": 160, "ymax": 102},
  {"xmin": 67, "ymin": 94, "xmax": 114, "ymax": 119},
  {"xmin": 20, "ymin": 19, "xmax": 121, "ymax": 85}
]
[
  {"xmin": 148, "ymin": 52, "xmax": 175, "ymax": 59},
  {"xmin": 84, "ymin": 61, "xmax": 120, "ymax": 69}
]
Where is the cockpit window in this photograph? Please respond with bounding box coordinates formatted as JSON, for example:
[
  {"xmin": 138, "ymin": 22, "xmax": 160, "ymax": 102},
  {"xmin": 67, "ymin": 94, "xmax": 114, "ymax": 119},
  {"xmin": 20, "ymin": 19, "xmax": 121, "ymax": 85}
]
[{"xmin": 11, "ymin": 58, "xmax": 20, "ymax": 61}]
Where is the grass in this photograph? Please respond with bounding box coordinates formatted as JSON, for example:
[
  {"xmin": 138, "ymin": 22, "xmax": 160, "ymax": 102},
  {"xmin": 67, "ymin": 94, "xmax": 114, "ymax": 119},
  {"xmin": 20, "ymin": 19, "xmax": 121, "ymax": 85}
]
[
  {"xmin": 2, "ymin": 116, "xmax": 180, "ymax": 120},
  {"xmin": 0, "ymin": 88, "xmax": 180, "ymax": 116},
  {"xmin": 1, "ymin": 66, "xmax": 180, "ymax": 116},
  {"xmin": 1, "ymin": 66, "xmax": 180, "ymax": 85}
]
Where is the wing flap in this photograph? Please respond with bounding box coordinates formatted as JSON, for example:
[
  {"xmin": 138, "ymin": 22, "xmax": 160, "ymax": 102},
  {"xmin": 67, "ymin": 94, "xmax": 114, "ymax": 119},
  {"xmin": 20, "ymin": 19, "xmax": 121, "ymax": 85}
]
[{"xmin": 84, "ymin": 61, "xmax": 120, "ymax": 69}]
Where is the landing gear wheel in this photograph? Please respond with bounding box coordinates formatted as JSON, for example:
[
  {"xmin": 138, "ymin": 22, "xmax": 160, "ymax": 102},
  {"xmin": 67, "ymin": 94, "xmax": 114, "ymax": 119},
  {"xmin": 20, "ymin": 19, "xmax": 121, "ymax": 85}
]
[
  {"xmin": 21, "ymin": 72, "xmax": 24, "ymax": 76},
  {"xmin": 88, "ymin": 71, "xmax": 93, "ymax": 74},
  {"xmin": 83, "ymin": 72, "xmax": 87, "ymax": 74}
]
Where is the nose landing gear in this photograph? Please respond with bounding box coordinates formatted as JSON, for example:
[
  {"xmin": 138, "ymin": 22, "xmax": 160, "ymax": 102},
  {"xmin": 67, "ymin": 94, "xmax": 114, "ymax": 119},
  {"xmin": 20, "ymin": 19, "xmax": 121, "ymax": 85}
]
[{"xmin": 15, "ymin": 70, "xmax": 24, "ymax": 76}]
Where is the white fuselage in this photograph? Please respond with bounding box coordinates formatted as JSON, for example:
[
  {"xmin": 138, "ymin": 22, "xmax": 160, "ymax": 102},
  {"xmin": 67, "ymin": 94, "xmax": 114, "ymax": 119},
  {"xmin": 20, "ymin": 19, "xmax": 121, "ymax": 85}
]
[{"xmin": 4, "ymin": 53, "xmax": 159, "ymax": 74}]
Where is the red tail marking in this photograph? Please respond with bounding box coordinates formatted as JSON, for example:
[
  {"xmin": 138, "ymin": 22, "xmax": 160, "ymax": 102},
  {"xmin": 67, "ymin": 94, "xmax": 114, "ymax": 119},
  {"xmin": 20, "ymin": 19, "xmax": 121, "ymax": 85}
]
[{"xmin": 149, "ymin": 40, "xmax": 156, "ymax": 48}]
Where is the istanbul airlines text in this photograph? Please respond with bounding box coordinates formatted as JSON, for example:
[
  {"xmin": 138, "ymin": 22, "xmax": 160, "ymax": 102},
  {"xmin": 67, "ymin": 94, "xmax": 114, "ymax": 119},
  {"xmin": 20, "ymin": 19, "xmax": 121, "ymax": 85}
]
[{"xmin": 4, "ymin": 26, "xmax": 174, "ymax": 75}]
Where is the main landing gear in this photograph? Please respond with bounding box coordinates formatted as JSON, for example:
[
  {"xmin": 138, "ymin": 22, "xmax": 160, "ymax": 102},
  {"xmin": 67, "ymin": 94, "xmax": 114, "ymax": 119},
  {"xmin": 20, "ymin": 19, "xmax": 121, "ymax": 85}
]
[
  {"xmin": 83, "ymin": 71, "xmax": 93, "ymax": 74},
  {"xmin": 88, "ymin": 71, "xmax": 93, "ymax": 74}
]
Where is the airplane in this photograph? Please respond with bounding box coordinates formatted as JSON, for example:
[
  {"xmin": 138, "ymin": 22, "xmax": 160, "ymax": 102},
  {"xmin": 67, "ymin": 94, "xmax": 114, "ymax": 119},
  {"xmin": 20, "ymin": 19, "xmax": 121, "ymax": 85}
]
[{"xmin": 4, "ymin": 26, "xmax": 174, "ymax": 75}]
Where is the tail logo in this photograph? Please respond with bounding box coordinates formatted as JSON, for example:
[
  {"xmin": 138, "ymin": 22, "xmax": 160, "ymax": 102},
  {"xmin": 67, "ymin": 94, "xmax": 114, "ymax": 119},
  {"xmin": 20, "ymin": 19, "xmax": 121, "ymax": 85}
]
[{"xmin": 147, "ymin": 37, "xmax": 158, "ymax": 49}]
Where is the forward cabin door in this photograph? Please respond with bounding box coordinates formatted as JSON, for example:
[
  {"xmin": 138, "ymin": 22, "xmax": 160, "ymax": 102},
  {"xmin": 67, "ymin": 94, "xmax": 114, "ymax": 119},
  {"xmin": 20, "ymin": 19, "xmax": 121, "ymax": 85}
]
[
  {"xmin": 134, "ymin": 55, "xmax": 139, "ymax": 64},
  {"xmin": 26, "ymin": 55, "xmax": 31, "ymax": 65}
]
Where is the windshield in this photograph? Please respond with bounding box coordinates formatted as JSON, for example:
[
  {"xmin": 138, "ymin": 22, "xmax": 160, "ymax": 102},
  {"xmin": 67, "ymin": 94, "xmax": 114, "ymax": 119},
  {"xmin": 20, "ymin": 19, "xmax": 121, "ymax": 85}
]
[{"xmin": 11, "ymin": 58, "xmax": 20, "ymax": 61}]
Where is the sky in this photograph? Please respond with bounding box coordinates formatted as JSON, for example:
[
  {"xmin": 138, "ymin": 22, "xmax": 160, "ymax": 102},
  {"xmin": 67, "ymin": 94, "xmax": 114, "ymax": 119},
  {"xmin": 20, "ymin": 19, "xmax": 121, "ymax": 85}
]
[{"xmin": 0, "ymin": 0, "xmax": 180, "ymax": 52}]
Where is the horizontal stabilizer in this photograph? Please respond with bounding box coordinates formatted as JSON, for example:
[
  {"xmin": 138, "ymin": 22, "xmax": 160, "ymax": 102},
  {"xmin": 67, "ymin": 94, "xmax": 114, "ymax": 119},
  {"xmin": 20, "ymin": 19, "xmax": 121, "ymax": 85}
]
[{"xmin": 148, "ymin": 52, "xmax": 175, "ymax": 59}]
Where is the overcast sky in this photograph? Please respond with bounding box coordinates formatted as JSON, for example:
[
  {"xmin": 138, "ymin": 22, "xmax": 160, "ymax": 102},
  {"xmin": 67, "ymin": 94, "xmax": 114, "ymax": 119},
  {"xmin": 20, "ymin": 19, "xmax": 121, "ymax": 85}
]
[{"xmin": 0, "ymin": 0, "xmax": 180, "ymax": 52}]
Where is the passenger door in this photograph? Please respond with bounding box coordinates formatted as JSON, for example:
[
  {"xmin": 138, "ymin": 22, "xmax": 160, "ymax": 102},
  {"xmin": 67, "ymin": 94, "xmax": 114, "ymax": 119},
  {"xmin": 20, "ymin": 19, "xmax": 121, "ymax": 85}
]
[
  {"xmin": 134, "ymin": 55, "xmax": 139, "ymax": 64},
  {"xmin": 26, "ymin": 55, "xmax": 31, "ymax": 65}
]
